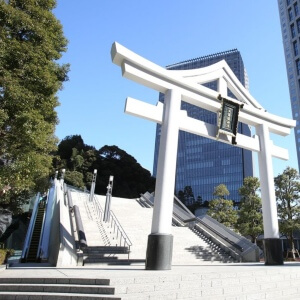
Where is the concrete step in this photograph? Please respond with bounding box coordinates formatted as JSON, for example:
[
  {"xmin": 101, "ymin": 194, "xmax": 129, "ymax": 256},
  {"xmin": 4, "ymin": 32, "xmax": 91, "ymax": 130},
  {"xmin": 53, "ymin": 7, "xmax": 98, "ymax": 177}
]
[
  {"xmin": 0, "ymin": 292, "xmax": 120, "ymax": 300},
  {"xmin": 83, "ymin": 245, "xmax": 130, "ymax": 264},
  {"xmin": 0, "ymin": 283, "xmax": 115, "ymax": 294},
  {"xmin": 0, "ymin": 278, "xmax": 110, "ymax": 285},
  {"xmin": 0, "ymin": 277, "xmax": 119, "ymax": 300},
  {"xmin": 83, "ymin": 246, "xmax": 129, "ymax": 252}
]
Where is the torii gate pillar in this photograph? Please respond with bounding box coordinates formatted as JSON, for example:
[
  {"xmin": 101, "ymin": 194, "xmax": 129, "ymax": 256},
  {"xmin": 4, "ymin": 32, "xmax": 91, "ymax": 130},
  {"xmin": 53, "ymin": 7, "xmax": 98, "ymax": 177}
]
[
  {"xmin": 257, "ymin": 123, "xmax": 283, "ymax": 265},
  {"xmin": 146, "ymin": 89, "xmax": 181, "ymax": 270}
]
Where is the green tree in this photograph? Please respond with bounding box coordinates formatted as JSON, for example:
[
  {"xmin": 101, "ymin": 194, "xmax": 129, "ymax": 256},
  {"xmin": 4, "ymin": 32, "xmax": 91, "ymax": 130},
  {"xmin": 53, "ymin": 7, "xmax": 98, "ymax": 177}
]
[
  {"xmin": 70, "ymin": 148, "xmax": 84, "ymax": 171},
  {"xmin": 0, "ymin": 0, "xmax": 69, "ymax": 213},
  {"xmin": 64, "ymin": 171, "xmax": 84, "ymax": 189},
  {"xmin": 207, "ymin": 184, "xmax": 237, "ymax": 227},
  {"xmin": 274, "ymin": 167, "xmax": 300, "ymax": 259},
  {"xmin": 236, "ymin": 177, "xmax": 263, "ymax": 244},
  {"xmin": 183, "ymin": 186, "xmax": 195, "ymax": 206},
  {"xmin": 54, "ymin": 140, "xmax": 156, "ymax": 198},
  {"xmin": 97, "ymin": 145, "xmax": 155, "ymax": 198}
]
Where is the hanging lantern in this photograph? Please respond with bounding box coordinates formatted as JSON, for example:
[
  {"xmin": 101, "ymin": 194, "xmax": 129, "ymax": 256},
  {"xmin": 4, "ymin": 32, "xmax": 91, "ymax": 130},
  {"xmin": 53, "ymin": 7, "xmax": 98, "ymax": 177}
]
[{"xmin": 217, "ymin": 94, "xmax": 243, "ymax": 144}]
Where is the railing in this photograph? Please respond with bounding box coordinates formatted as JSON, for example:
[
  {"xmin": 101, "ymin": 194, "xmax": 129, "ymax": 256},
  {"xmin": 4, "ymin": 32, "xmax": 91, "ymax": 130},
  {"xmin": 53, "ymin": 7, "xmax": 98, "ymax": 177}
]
[
  {"xmin": 108, "ymin": 210, "xmax": 132, "ymax": 249},
  {"xmin": 139, "ymin": 192, "xmax": 154, "ymax": 207},
  {"xmin": 195, "ymin": 216, "xmax": 243, "ymax": 251},
  {"xmin": 73, "ymin": 205, "xmax": 88, "ymax": 249},
  {"xmin": 93, "ymin": 196, "xmax": 103, "ymax": 221},
  {"xmin": 21, "ymin": 192, "xmax": 41, "ymax": 261}
]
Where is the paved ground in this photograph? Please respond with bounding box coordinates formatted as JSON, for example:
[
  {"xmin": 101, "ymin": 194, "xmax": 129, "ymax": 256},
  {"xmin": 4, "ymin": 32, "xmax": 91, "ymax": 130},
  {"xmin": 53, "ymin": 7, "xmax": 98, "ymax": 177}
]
[{"xmin": 2, "ymin": 261, "xmax": 300, "ymax": 280}]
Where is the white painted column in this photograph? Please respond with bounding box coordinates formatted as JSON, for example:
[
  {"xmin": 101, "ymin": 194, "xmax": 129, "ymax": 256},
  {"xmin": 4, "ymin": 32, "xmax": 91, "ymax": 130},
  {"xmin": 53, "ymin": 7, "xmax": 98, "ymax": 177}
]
[
  {"xmin": 257, "ymin": 123, "xmax": 279, "ymax": 238},
  {"xmin": 218, "ymin": 77, "xmax": 227, "ymax": 96},
  {"xmin": 151, "ymin": 89, "xmax": 181, "ymax": 234}
]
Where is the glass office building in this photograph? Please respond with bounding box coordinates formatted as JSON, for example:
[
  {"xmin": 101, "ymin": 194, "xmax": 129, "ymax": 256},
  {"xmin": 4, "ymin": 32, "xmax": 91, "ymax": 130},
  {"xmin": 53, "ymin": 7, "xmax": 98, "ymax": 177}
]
[
  {"xmin": 278, "ymin": 0, "xmax": 300, "ymax": 171},
  {"xmin": 153, "ymin": 49, "xmax": 253, "ymax": 204}
]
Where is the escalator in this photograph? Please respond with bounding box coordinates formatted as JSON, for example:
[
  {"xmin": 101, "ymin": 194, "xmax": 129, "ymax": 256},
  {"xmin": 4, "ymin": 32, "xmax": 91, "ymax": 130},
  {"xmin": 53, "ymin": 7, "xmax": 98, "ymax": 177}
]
[
  {"xmin": 20, "ymin": 195, "xmax": 47, "ymax": 263},
  {"xmin": 26, "ymin": 199, "xmax": 46, "ymax": 262}
]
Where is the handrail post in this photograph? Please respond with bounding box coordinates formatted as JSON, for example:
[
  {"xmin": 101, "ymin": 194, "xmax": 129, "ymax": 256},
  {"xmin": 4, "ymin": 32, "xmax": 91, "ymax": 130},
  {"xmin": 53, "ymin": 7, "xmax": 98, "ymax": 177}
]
[{"xmin": 103, "ymin": 176, "xmax": 113, "ymax": 222}]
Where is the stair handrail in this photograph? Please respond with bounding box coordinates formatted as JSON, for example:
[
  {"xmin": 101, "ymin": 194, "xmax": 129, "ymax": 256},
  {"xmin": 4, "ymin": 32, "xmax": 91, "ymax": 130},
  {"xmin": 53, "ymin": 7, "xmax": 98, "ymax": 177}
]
[
  {"xmin": 139, "ymin": 192, "xmax": 154, "ymax": 207},
  {"xmin": 194, "ymin": 217, "xmax": 243, "ymax": 252},
  {"xmin": 73, "ymin": 205, "xmax": 88, "ymax": 249},
  {"xmin": 109, "ymin": 210, "xmax": 132, "ymax": 249},
  {"xmin": 172, "ymin": 204, "xmax": 245, "ymax": 253},
  {"xmin": 21, "ymin": 192, "xmax": 41, "ymax": 261},
  {"xmin": 93, "ymin": 196, "xmax": 103, "ymax": 221}
]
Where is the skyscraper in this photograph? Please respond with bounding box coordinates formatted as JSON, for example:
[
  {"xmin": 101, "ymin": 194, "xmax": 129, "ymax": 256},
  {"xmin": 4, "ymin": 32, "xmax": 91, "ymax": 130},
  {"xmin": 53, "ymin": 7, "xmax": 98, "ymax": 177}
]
[
  {"xmin": 153, "ymin": 49, "xmax": 253, "ymax": 205},
  {"xmin": 277, "ymin": 0, "xmax": 300, "ymax": 171}
]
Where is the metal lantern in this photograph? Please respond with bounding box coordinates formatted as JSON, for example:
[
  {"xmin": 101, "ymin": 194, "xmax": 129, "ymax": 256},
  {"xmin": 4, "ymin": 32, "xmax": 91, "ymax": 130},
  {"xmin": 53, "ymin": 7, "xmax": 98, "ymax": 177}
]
[{"xmin": 217, "ymin": 95, "xmax": 243, "ymax": 144}]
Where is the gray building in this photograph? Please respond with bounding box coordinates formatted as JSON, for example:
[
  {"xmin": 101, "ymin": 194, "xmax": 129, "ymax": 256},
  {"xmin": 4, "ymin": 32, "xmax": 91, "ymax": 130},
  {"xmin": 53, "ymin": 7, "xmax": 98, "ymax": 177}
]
[
  {"xmin": 153, "ymin": 49, "xmax": 254, "ymax": 205},
  {"xmin": 278, "ymin": 0, "xmax": 300, "ymax": 171}
]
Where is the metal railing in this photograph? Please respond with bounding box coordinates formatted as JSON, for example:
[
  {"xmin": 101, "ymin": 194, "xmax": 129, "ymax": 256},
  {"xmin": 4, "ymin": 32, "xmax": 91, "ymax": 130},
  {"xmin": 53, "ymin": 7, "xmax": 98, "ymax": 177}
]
[
  {"xmin": 93, "ymin": 196, "xmax": 103, "ymax": 221},
  {"xmin": 108, "ymin": 210, "xmax": 132, "ymax": 249},
  {"xmin": 195, "ymin": 216, "xmax": 243, "ymax": 251}
]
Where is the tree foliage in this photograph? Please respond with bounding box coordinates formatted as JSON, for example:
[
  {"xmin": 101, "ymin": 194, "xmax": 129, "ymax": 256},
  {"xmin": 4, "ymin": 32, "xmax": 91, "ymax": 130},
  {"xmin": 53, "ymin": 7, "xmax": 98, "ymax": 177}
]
[
  {"xmin": 274, "ymin": 167, "xmax": 300, "ymax": 258},
  {"xmin": 53, "ymin": 136, "xmax": 156, "ymax": 199},
  {"xmin": 236, "ymin": 177, "xmax": 263, "ymax": 244},
  {"xmin": 0, "ymin": 0, "xmax": 69, "ymax": 213},
  {"xmin": 207, "ymin": 184, "xmax": 237, "ymax": 227},
  {"xmin": 176, "ymin": 186, "xmax": 203, "ymax": 213}
]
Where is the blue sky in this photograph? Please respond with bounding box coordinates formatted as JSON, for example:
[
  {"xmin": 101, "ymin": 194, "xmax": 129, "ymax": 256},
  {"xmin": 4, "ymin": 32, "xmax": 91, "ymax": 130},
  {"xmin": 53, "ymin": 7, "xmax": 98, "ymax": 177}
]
[{"xmin": 54, "ymin": 1, "xmax": 297, "ymax": 177}]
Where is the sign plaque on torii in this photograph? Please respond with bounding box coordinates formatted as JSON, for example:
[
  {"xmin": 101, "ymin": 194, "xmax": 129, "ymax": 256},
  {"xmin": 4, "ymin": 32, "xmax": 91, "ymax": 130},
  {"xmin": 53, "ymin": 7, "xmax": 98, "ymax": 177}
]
[{"xmin": 111, "ymin": 42, "xmax": 296, "ymax": 270}]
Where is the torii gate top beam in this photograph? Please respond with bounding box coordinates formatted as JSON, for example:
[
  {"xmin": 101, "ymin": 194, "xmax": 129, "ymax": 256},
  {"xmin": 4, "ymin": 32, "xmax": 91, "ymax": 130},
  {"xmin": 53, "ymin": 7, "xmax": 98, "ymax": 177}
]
[{"xmin": 111, "ymin": 42, "xmax": 295, "ymax": 137}]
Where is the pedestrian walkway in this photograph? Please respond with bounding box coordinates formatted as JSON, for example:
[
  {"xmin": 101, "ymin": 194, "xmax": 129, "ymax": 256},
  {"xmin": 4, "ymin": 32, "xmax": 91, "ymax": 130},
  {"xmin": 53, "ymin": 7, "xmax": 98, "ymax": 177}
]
[{"xmin": 1, "ymin": 262, "xmax": 300, "ymax": 299}]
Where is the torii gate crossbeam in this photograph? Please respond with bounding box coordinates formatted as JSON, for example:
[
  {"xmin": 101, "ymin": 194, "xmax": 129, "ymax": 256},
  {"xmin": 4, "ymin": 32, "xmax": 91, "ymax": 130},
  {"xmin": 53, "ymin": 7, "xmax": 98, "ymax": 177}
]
[{"xmin": 111, "ymin": 42, "xmax": 296, "ymax": 269}]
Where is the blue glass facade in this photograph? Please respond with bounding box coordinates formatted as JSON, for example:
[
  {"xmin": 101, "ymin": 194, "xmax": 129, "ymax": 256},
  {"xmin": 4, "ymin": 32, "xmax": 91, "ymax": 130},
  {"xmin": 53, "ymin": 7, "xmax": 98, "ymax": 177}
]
[
  {"xmin": 278, "ymin": 0, "xmax": 300, "ymax": 171},
  {"xmin": 153, "ymin": 49, "xmax": 253, "ymax": 204}
]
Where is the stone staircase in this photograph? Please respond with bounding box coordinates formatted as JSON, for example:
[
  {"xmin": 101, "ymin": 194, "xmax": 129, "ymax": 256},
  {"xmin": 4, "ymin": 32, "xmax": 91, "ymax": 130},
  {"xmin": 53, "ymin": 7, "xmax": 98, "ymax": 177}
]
[
  {"xmin": 0, "ymin": 277, "xmax": 119, "ymax": 300},
  {"xmin": 83, "ymin": 246, "xmax": 130, "ymax": 265},
  {"xmin": 189, "ymin": 227, "xmax": 236, "ymax": 263},
  {"xmin": 96, "ymin": 195, "xmax": 239, "ymax": 265}
]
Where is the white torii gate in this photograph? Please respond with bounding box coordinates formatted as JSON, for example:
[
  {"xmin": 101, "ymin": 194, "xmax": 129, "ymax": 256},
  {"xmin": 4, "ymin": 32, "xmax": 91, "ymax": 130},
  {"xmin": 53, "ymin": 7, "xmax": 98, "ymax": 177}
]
[{"xmin": 111, "ymin": 42, "xmax": 296, "ymax": 270}]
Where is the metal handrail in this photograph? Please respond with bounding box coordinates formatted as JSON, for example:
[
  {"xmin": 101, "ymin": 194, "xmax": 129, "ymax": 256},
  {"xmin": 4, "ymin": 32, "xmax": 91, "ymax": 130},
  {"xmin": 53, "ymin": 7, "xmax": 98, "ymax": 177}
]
[
  {"xmin": 109, "ymin": 210, "xmax": 132, "ymax": 249},
  {"xmin": 194, "ymin": 217, "xmax": 244, "ymax": 252},
  {"xmin": 93, "ymin": 196, "xmax": 103, "ymax": 221},
  {"xmin": 171, "ymin": 204, "xmax": 244, "ymax": 253},
  {"xmin": 74, "ymin": 205, "xmax": 88, "ymax": 249}
]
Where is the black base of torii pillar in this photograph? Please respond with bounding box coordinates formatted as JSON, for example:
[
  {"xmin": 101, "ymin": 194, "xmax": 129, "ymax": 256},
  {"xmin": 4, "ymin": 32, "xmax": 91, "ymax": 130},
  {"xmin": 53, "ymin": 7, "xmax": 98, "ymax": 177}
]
[
  {"xmin": 263, "ymin": 238, "xmax": 284, "ymax": 265},
  {"xmin": 145, "ymin": 234, "xmax": 173, "ymax": 270}
]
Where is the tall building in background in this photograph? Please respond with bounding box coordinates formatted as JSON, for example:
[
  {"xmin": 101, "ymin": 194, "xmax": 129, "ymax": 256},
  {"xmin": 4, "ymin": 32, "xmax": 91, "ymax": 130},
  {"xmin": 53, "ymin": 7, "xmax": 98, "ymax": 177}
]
[
  {"xmin": 278, "ymin": 0, "xmax": 300, "ymax": 171},
  {"xmin": 153, "ymin": 49, "xmax": 253, "ymax": 205}
]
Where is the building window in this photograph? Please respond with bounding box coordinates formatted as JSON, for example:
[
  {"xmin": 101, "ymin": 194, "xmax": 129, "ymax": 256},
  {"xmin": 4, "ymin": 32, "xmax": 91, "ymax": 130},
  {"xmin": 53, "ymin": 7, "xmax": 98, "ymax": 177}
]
[
  {"xmin": 294, "ymin": 41, "xmax": 299, "ymax": 56},
  {"xmin": 297, "ymin": 59, "xmax": 300, "ymax": 75},
  {"xmin": 291, "ymin": 23, "xmax": 296, "ymax": 38},
  {"xmin": 297, "ymin": 19, "xmax": 300, "ymax": 33},
  {"xmin": 287, "ymin": 0, "xmax": 291, "ymax": 6},
  {"xmin": 295, "ymin": 3, "xmax": 299, "ymax": 16},
  {"xmin": 289, "ymin": 8, "xmax": 294, "ymax": 21}
]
